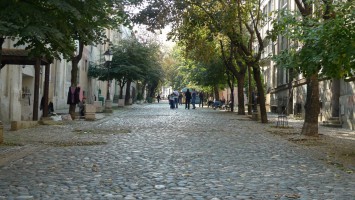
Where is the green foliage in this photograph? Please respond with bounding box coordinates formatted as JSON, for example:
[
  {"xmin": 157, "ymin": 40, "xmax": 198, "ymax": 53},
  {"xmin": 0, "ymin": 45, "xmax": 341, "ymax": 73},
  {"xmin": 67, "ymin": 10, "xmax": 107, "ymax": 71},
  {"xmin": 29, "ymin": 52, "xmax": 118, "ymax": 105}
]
[
  {"xmin": 0, "ymin": 0, "xmax": 77, "ymax": 59},
  {"xmin": 88, "ymin": 62, "xmax": 108, "ymax": 81},
  {"xmin": 0, "ymin": 0, "xmax": 136, "ymax": 61},
  {"xmin": 89, "ymin": 37, "xmax": 164, "ymax": 96},
  {"xmin": 136, "ymin": 93, "xmax": 143, "ymax": 100},
  {"xmin": 146, "ymin": 96, "xmax": 153, "ymax": 103},
  {"xmin": 111, "ymin": 38, "xmax": 163, "ymax": 85},
  {"xmin": 269, "ymin": 1, "xmax": 355, "ymax": 79},
  {"xmin": 161, "ymin": 46, "xmax": 186, "ymax": 90}
]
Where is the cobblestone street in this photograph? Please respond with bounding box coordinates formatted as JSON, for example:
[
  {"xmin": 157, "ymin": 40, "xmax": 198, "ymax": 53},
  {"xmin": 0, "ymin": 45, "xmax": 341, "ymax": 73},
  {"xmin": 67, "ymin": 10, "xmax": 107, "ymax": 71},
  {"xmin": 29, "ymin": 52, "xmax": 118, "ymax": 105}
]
[{"xmin": 0, "ymin": 102, "xmax": 354, "ymax": 199}]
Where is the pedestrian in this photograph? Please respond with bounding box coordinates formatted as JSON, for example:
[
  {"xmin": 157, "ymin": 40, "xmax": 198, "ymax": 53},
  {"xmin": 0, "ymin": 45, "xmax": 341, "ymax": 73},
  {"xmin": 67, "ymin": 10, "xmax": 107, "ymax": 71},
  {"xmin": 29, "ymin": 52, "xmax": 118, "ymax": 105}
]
[
  {"xmin": 191, "ymin": 89, "xmax": 197, "ymax": 109},
  {"xmin": 185, "ymin": 89, "xmax": 191, "ymax": 109},
  {"xmin": 178, "ymin": 93, "xmax": 183, "ymax": 105},
  {"xmin": 199, "ymin": 92, "xmax": 204, "ymax": 107},
  {"xmin": 157, "ymin": 94, "xmax": 161, "ymax": 103},
  {"xmin": 173, "ymin": 90, "xmax": 179, "ymax": 108},
  {"xmin": 169, "ymin": 93, "xmax": 175, "ymax": 109}
]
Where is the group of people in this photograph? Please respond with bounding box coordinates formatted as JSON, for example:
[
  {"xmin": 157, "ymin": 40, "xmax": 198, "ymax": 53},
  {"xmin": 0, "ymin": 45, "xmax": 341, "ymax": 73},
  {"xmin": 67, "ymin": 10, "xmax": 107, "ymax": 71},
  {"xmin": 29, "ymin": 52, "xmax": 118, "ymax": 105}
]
[
  {"xmin": 159, "ymin": 89, "xmax": 234, "ymax": 111},
  {"xmin": 163, "ymin": 89, "xmax": 204, "ymax": 110},
  {"xmin": 168, "ymin": 91, "xmax": 179, "ymax": 109}
]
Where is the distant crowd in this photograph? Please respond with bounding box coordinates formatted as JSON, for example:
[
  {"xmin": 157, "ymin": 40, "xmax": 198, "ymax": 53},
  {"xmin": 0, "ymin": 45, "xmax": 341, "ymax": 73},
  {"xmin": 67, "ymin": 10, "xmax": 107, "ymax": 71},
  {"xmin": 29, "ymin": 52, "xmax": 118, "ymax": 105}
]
[{"xmin": 156, "ymin": 89, "xmax": 231, "ymax": 110}]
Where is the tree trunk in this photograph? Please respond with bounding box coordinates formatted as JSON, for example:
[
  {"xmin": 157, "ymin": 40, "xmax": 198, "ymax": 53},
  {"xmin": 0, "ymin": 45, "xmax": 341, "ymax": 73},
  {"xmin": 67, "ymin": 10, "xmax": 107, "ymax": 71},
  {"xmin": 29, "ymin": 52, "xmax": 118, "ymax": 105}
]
[
  {"xmin": 237, "ymin": 75, "xmax": 245, "ymax": 115},
  {"xmin": 248, "ymin": 66, "xmax": 253, "ymax": 115},
  {"xmin": 33, "ymin": 58, "xmax": 41, "ymax": 121},
  {"xmin": 331, "ymin": 78, "xmax": 340, "ymax": 117},
  {"xmin": 69, "ymin": 41, "xmax": 84, "ymax": 119},
  {"xmin": 43, "ymin": 63, "xmax": 50, "ymax": 118},
  {"xmin": 301, "ymin": 73, "xmax": 319, "ymax": 136},
  {"xmin": 140, "ymin": 82, "xmax": 146, "ymax": 98},
  {"xmin": 252, "ymin": 66, "xmax": 268, "ymax": 123},
  {"xmin": 226, "ymin": 73, "xmax": 234, "ymax": 112},
  {"xmin": 148, "ymin": 85, "xmax": 156, "ymax": 98},
  {"xmin": 287, "ymin": 69, "xmax": 294, "ymax": 115},
  {"xmin": 214, "ymin": 85, "xmax": 219, "ymax": 101},
  {"xmin": 119, "ymin": 85, "xmax": 124, "ymax": 99},
  {"xmin": 230, "ymin": 87, "xmax": 234, "ymax": 112},
  {"xmin": 148, "ymin": 82, "xmax": 158, "ymax": 97},
  {"xmin": 69, "ymin": 55, "xmax": 79, "ymax": 119},
  {"xmin": 0, "ymin": 37, "xmax": 4, "ymax": 70},
  {"xmin": 125, "ymin": 80, "xmax": 131, "ymax": 105}
]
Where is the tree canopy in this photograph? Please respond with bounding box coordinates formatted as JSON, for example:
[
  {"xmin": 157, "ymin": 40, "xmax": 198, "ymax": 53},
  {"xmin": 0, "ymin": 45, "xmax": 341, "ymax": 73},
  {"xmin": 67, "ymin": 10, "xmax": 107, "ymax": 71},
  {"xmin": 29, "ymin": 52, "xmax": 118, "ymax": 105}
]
[
  {"xmin": 0, "ymin": 0, "xmax": 137, "ymax": 61},
  {"xmin": 269, "ymin": 1, "xmax": 355, "ymax": 79},
  {"xmin": 88, "ymin": 37, "xmax": 164, "ymax": 98}
]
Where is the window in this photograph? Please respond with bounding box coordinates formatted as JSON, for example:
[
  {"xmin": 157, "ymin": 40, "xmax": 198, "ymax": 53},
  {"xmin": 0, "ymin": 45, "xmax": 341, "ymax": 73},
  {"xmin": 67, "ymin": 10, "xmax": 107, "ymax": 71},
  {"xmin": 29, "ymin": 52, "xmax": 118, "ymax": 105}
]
[
  {"xmin": 280, "ymin": 0, "xmax": 288, "ymax": 9},
  {"xmin": 280, "ymin": 36, "xmax": 288, "ymax": 50},
  {"xmin": 263, "ymin": 5, "xmax": 267, "ymax": 16},
  {"xmin": 268, "ymin": 0, "xmax": 273, "ymax": 13}
]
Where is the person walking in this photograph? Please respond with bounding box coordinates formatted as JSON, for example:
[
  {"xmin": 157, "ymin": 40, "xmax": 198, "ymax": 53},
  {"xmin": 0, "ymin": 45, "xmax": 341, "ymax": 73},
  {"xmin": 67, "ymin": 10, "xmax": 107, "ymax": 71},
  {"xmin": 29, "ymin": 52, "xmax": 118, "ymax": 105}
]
[
  {"xmin": 199, "ymin": 92, "xmax": 204, "ymax": 107},
  {"xmin": 185, "ymin": 89, "xmax": 191, "ymax": 109},
  {"xmin": 157, "ymin": 94, "xmax": 161, "ymax": 103},
  {"xmin": 191, "ymin": 89, "xmax": 197, "ymax": 109}
]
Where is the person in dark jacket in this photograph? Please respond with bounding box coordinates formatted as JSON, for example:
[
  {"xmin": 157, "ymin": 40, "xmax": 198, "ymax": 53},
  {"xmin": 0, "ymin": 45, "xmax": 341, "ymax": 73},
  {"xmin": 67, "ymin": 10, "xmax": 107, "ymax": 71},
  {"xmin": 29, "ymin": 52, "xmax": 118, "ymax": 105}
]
[
  {"xmin": 199, "ymin": 92, "xmax": 204, "ymax": 107},
  {"xmin": 185, "ymin": 89, "xmax": 192, "ymax": 109},
  {"xmin": 67, "ymin": 86, "xmax": 80, "ymax": 105}
]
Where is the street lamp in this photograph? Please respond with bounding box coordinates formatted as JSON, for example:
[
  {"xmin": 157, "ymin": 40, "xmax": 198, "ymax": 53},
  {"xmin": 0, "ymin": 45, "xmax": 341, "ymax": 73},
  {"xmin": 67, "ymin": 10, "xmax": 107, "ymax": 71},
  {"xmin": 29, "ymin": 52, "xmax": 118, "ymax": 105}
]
[
  {"xmin": 104, "ymin": 49, "xmax": 113, "ymax": 100},
  {"xmin": 104, "ymin": 49, "xmax": 113, "ymax": 113}
]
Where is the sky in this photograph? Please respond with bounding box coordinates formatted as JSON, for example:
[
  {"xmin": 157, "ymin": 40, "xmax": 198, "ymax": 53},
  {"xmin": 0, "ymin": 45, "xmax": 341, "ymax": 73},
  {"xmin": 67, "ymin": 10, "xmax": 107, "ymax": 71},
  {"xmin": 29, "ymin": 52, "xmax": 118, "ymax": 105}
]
[
  {"xmin": 133, "ymin": 24, "xmax": 175, "ymax": 51},
  {"xmin": 127, "ymin": 3, "xmax": 175, "ymax": 50}
]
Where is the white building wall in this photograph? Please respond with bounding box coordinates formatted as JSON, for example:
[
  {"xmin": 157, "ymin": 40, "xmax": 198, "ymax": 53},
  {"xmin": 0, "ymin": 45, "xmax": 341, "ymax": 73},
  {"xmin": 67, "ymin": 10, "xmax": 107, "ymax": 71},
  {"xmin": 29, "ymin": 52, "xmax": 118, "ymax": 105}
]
[{"xmin": 0, "ymin": 25, "xmax": 151, "ymax": 122}]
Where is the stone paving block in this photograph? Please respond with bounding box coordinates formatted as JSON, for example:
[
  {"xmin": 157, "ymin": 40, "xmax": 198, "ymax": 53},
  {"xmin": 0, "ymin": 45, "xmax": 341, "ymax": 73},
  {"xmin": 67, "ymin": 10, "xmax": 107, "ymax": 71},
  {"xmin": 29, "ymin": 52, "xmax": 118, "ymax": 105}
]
[
  {"xmin": 0, "ymin": 103, "xmax": 354, "ymax": 199},
  {"xmin": 85, "ymin": 113, "xmax": 96, "ymax": 121}
]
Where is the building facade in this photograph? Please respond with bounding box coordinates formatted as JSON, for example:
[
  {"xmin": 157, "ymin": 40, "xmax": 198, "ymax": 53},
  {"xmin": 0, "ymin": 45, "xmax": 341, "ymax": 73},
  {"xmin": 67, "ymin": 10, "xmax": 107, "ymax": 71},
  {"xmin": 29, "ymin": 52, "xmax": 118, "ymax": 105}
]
[
  {"xmin": 260, "ymin": 0, "xmax": 355, "ymax": 129},
  {"xmin": 0, "ymin": 27, "xmax": 136, "ymax": 123}
]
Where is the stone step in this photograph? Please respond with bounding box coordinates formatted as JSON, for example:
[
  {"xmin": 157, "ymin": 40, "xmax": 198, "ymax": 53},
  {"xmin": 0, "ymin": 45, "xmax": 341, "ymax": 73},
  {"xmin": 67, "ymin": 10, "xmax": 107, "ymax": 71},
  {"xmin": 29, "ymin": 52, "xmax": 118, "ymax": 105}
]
[
  {"xmin": 323, "ymin": 120, "xmax": 342, "ymax": 125},
  {"xmin": 321, "ymin": 123, "xmax": 343, "ymax": 128},
  {"xmin": 328, "ymin": 117, "xmax": 340, "ymax": 121},
  {"xmin": 322, "ymin": 118, "xmax": 343, "ymax": 128}
]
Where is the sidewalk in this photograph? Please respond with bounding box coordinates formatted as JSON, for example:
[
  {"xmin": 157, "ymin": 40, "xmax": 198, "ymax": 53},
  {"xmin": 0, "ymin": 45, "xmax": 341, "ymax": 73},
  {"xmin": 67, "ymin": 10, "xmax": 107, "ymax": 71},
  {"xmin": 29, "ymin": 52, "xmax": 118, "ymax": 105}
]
[{"xmin": 267, "ymin": 113, "xmax": 355, "ymax": 141}]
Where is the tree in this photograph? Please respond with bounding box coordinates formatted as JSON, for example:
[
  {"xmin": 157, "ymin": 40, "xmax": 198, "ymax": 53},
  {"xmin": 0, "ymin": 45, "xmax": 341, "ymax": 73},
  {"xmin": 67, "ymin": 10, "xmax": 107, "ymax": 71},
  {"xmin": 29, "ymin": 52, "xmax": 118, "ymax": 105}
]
[
  {"xmin": 0, "ymin": 1, "xmax": 81, "ymax": 120},
  {"xmin": 0, "ymin": 0, "xmax": 78, "ymax": 69},
  {"xmin": 133, "ymin": 0, "xmax": 269, "ymax": 120},
  {"xmin": 0, "ymin": 0, "xmax": 136, "ymax": 118},
  {"xmin": 137, "ymin": 39, "xmax": 164, "ymax": 99},
  {"xmin": 269, "ymin": 1, "xmax": 355, "ymax": 136},
  {"xmin": 161, "ymin": 47, "xmax": 186, "ymax": 90},
  {"xmin": 66, "ymin": 0, "xmax": 133, "ymax": 118},
  {"xmin": 90, "ymin": 37, "xmax": 164, "ymax": 104}
]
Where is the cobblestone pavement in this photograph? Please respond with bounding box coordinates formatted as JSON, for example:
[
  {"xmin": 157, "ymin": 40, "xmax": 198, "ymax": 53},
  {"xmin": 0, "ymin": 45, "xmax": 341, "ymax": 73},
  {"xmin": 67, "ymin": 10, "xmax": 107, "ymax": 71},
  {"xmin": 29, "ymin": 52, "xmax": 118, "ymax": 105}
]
[{"xmin": 0, "ymin": 102, "xmax": 354, "ymax": 199}]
